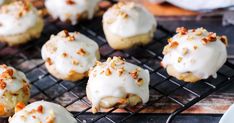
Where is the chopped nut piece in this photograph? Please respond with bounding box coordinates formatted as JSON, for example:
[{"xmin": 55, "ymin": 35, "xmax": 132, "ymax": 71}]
[
  {"xmin": 110, "ymin": 62, "xmax": 116, "ymax": 69},
  {"xmin": 67, "ymin": 35, "xmax": 75, "ymax": 41},
  {"xmin": 220, "ymin": 35, "xmax": 228, "ymax": 46},
  {"xmin": 170, "ymin": 41, "xmax": 179, "ymax": 48},
  {"xmin": 37, "ymin": 105, "xmax": 43, "ymax": 114},
  {"xmin": 0, "ymin": 79, "xmax": 6, "ymax": 89},
  {"xmin": 105, "ymin": 68, "xmax": 112, "ymax": 76},
  {"xmin": 62, "ymin": 52, "xmax": 68, "ymax": 57},
  {"xmin": 95, "ymin": 61, "xmax": 102, "ymax": 66},
  {"xmin": 207, "ymin": 32, "xmax": 217, "ymax": 41},
  {"xmin": 202, "ymin": 32, "xmax": 217, "ymax": 45},
  {"xmin": 15, "ymin": 102, "xmax": 25, "ymax": 112},
  {"xmin": 178, "ymin": 57, "xmax": 183, "ymax": 63},
  {"xmin": 72, "ymin": 59, "xmax": 79, "ymax": 65},
  {"xmin": 46, "ymin": 117, "xmax": 55, "ymax": 123},
  {"xmin": 66, "ymin": 0, "xmax": 76, "ymax": 5},
  {"xmin": 167, "ymin": 38, "xmax": 173, "ymax": 43},
  {"xmin": 119, "ymin": 11, "xmax": 128, "ymax": 18},
  {"xmin": 77, "ymin": 48, "xmax": 86, "ymax": 56},
  {"xmin": 182, "ymin": 48, "xmax": 189, "ymax": 55},
  {"xmin": 6, "ymin": 69, "xmax": 13, "ymax": 77},
  {"xmin": 130, "ymin": 70, "xmax": 138, "ymax": 79},
  {"xmin": 176, "ymin": 27, "xmax": 188, "ymax": 35},
  {"xmin": 1, "ymin": 69, "xmax": 14, "ymax": 79},
  {"xmin": 193, "ymin": 46, "xmax": 198, "ymax": 50},
  {"xmin": 22, "ymin": 83, "xmax": 29, "ymax": 96},
  {"xmin": 136, "ymin": 78, "xmax": 144, "ymax": 86},
  {"xmin": 32, "ymin": 115, "xmax": 36, "ymax": 119},
  {"xmin": 63, "ymin": 30, "xmax": 70, "ymax": 37},
  {"xmin": 117, "ymin": 67, "xmax": 125, "ymax": 76}
]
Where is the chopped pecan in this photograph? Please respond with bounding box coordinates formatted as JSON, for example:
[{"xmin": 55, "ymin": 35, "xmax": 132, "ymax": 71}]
[
  {"xmin": 77, "ymin": 48, "xmax": 86, "ymax": 56},
  {"xmin": 130, "ymin": 70, "xmax": 138, "ymax": 79},
  {"xmin": 15, "ymin": 102, "xmax": 25, "ymax": 112},
  {"xmin": 178, "ymin": 57, "xmax": 183, "ymax": 63},
  {"xmin": 136, "ymin": 78, "xmax": 144, "ymax": 86},
  {"xmin": 117, "ymin": 67, "xmax": 125, "ymax": 76},
  {"xmin": 63, "ymin": 30, "xmax": 70, "ymax": 37},
  {"xmin": 67, "ymin": 35, "xmax": 75, "ymax": 41},
  {"xmin": 176, "ymin": 27, "xmax": 188, "ymax": 35},
  {"xmin": 66, "ymin": 0, "xmax": 76, "ymax": 5},
  {"xmin": 170, "ymin": 41, "xmax": 179, "ymax": 48},
  {"xmin": 72, "ymin": 59, "xmax": 79, "ymax": 65},
  {"xmin": 0, "ymin": 79, "xmax": 6, "ymax": 89},
  {"xmin": 46, "ymin": 58, "xmax": 53, "ymax": 65},
  {"xmin": 105, "ymin": 68, "xmax": 112, "ymax": 76},
  {"xmin": 37, "ymin": 105, "xmax": 43, "ymax": 114},
  {"xmin": 220, "ymin": 35, "xmax": 228, "ymax": 46}
]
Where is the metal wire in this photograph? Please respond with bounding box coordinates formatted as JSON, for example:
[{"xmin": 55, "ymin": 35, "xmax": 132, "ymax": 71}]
[{"xmin": 0, "ymin": 7, "xmax": 234, "ymax": 123}]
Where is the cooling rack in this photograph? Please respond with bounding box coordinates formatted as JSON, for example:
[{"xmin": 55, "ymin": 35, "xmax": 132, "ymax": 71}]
[{"xmin": 1, "ymin": 1, "xmax": 234, "ymax": 123}]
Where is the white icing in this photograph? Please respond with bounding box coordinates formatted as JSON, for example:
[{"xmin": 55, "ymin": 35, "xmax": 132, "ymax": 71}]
[
  {"xmin": 45, "ymin": 0, "xmax": 100, "ymax": 25},
  {"xmin": 9, "ymin": 101, "xmax": 77, "ymax": 123},
  {"xmin": 167, "ymin": 0, "xmax": 234, "ymax": 11},
  {"xmin": 41, "ymin": 31, "xmax": 99, "ymax": 76},
  {"xmin": 0, "ymin": 1, "xmax": 38, "ymax": 36},
  {"xmin": 162, "ymin": 28, "xmax": 227, "ymax": 79},
  {"xmin": 0, "ymin": 65, "xmax": 29, "ymax": 96},
  {"xmin": 87, "ymin": 57, "xmax": 150, "ymax": 108},
  {"xmin": 103, "ymin": 2, "xmax": 156, "ymax": 37}
]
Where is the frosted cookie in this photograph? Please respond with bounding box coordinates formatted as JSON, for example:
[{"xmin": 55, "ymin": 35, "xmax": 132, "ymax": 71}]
[
  {"xmin": 41, "ymin": 30, "xmax": 100, "ymax": 81},
  {"xmin": 161, "ymin": 27, "xmax": 228, "ymax": 83},
  {"xmin": 9, "ymin": 101, "xmax": 77, "ymax": 123},
  {"xmin": 103, "ymin": 2, "xmax": 157, "ymax": 50},
  {"xmin": 45, "ymin": 0, "xmax": 101, "ymax": 25},
  {"xmin": 0, "ymin": 1, "xmax": 44, "ymax": 46},
  {"xmin": 86, "ymin": 57, "xmax": 150, "ymax": 113},
  {"xmin": 0, "ymin": 64, "xmax": 30, "ymax": 117}
]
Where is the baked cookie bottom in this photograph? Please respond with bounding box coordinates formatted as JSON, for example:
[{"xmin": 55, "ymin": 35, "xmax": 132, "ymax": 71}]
[
  {"xmin": 0, "ymin": 17, "xmax": 44, "ymax": 46},
  {"xmin": 86, "ymin": 84, "xmax": 142, "ymax": 113},
  {"xmin": 44, "ymin": 51, "xmax": 100, "ymax": 82},
  {"xmin": 0, "ymin": 87, "xmax": 30, "ymax": 117},
  {"xmin": 103, "ymin": 25, "xmax": 156, "ymax": 50},
  {"xmin": 166, "ymin": 65, "xmax": 201, "ymax": 83}
]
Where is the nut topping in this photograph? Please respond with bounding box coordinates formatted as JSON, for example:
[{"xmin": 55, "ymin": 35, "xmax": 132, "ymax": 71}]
[
  {"xmin": 46, "ymin": 58, "xmax": 53, "ymax": 65},
  {"xmin": 15, "ymin": 102, "xmax": 25, "ymax": 112},
  {"xmin": 130, "ymin": 69, "xmax": 138, "ymax": 79},
  {"xmin": 0, "ymin": 79, "xmax": 6, "ymax": 89},
  {"xmin": 170, "ymin": 41, "xmax": 179, "ymax": 48},
  {"xmin": 37, "ymin": 105, "xmax": 43, "ymax": 114},
  {"xmin": 77, "ymin": 48, "xmax": 86, "ymax": 56},
  {"xmin": 66, "ymin": 0, "xmax": 76, "ymax": 5},
  {"xmin": 117, "ymin": 67, "xmax": 125, "ymax": 76},
  {"xmin": 220, "ymin": 35, "xmax": 228, "ymax": 46},
  {"xmin": 176, "ymin": 27, "xmax": 188, "ymax": 35},
  {"xmin": 136, "ymin": 78, "xmax": 144, "ymax": 86},
  {"xmin": 202, "ymin": 32, "xmax": 217, "ymax": 45},
  {"xmin": 178, "ymin": 57, "xmax": 183, "ymax": 63},
  {"xmin": 105, "ymin": 68, "xmax": 112, "ymax": 76}
]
